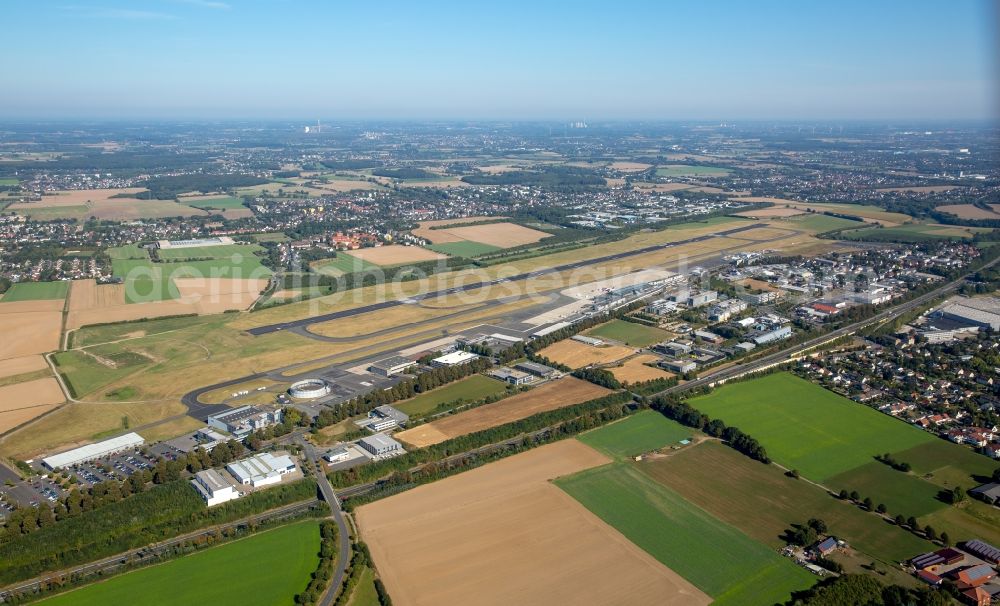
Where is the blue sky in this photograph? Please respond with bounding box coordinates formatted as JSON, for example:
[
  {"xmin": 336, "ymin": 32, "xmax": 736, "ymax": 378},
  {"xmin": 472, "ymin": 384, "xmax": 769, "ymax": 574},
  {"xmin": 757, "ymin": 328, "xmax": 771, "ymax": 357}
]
[{"xmin": 2, "ymin": 0, "xmax": 997, "ymax": 120}]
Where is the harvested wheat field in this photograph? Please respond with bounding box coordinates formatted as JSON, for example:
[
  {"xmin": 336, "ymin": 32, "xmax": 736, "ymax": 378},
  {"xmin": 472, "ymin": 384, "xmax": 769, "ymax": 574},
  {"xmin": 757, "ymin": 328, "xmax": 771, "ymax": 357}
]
[
  {"xmin": 411, "ymin": 216, "xmax": 507, "ymax": 243},
  {"xmin": 537, "ymin": 339, "xmax": 635, "ymax": 369},
  {"xmin": 346, "ymin": 245, "xmax": 446, "ymax": 266},
  {"xmin": 395, "ymin": 377, "xmax": 611, "ymax": 448},
  {"xmin": 609, "ymin": 161, "xmax": 652, "ymax": 172},
  {"xmin": 0, "ymin": 355, "xmax": 49, "ymax": 379},
  {"xmin": 609, "ymin": 355, "xmax": 674, "ymax": 384},
  {"xmin": 937, "ymin": 204, "xmax": 1000, "ymax": 220},
  {"xmin": 357, "ymin": 440, "xmax": 710, "ymax": 606},
  {"xmin": 733, "ymin": 206, "xmax": 805, "ymax": 218},
  {"xmin": 17, "ymin": 188, "xmax": 147, "ymax": 206},
  {"xmin": 0, "ymin": 404, "xmax": 60, "ymax": 435},
  {"xmin": 0, "ymin": 301, "xmax": 63, "ymax": 360},
  {"xmin": 0, "ymin": 377, "xmax": 65, "ymax": 412},
  {"xmin": 66, "ymin": 278, "xmax": 263, "ymax": 330},
  {"xmin": 443, "ymin": 223, "xmax": 550, "ymax": 248}
]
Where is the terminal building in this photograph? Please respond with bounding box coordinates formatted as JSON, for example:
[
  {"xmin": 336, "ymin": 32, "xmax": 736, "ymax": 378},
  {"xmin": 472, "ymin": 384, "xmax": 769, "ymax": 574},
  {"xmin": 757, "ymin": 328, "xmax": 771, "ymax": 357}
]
[
  {"xmin": 42, "ymin": 432, "xmax": 145, "ymax": 470},
  {"xmin": 207, "ymin": 406, "xmax": 283, "ymax": 439},
  {"xmin": 191, "ymin": 469, "xmax": 239, "ymax": 506},
  {"xmin": 227, "ymin": 453, "xmax": 297, "ymax": 488}
]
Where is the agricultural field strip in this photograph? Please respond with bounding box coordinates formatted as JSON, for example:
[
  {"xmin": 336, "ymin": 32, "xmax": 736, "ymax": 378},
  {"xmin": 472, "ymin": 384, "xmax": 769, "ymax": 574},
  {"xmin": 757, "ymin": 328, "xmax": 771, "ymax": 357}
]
[{"xmin": 247, "ymin": 222, "xmax": 770, "ymax": 335}]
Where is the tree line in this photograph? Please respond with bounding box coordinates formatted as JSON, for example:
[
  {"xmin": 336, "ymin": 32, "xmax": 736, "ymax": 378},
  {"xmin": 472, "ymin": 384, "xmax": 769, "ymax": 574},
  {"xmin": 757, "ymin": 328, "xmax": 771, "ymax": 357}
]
[{"xmin": 649, "ymin": 395, "xmax": 770, "ymax": 463}]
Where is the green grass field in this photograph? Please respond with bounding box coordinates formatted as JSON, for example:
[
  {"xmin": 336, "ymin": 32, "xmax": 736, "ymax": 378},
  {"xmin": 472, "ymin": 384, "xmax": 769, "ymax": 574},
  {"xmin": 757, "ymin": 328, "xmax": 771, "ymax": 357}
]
[
  {"xmin": 156, "ymin": 243, "xmax": 263, "ymax": 261},
  {"xmin": 641, "ymin": 441, "xmax": 933, "ymax": 563},
  {"xmin": 556, "ymin": 463, "xmax": 816, "ymax": 605},
  {"xmin": 584, "ymin": 319, "xmax": 670, "ymax": 347},
  {"xmin": 894, "ymin": 440, "xmax": 996, "ymax": 489},
  {"xmin": 107, "ymin": 244, "xmax": 149, "ymax": 260},
  {"xmin": 53, "ymin": 348, "xmax": 152, "ymax": 398},
  {"xmin": 840, "ymin": 224, "xmax": 983, "ymax": 243},
  {"xmin": 689, "ymin": 373, "xmax": 935, "ymax": 481},
  {"xmin": 656, "ymin": 165, "xmax": 731, "ymax": 178},
  {"xmin": 345, "ymin": 566, "xmax": 379, "ymax": 606},
  {"xmin": 1, "ymin": 281, "xmax": 69, "ymax": 302},
  {"xmin": 577, "ymin": 410, "xmax": 694, "ymax": 459},
  {"xmin": 38, "ymin": 522, "xmax": 320, "ymax": 606},
  {"xmin": 112, "ymin": 253, "xmax": 270, "ymax": 303},
  {"xmin": 393, "ymin": 374, "xmax": 510, "ymax": 416},
  {"xmin": 249, "ymin": 232, "xmax": 290, "ymax": 242},
  {"xmin": 178, "ymin": 196, "xmax": 245, "ymax": 210},
  {"xmin": 426, "ymin": 241, "xmax": 502, "ymax": 258},
  {"xmin": 0, "ymin": 178, "xmax": 19, "ymax": 186},
  {"xmin": 827, "ymin": 461, "xmax": 947, "ymax": 519},
  {"xmin": 786, "ymin": 214, "xmax": 864, "ymax": 233},
  {"xmin": 311, "ymin": 253, "xmax": 379, "ymax": 276}
]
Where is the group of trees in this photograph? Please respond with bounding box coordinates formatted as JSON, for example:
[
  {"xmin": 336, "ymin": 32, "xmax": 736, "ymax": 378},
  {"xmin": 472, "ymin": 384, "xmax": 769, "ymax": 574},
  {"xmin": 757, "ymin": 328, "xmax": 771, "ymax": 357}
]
[
  {"xmin": 135, "ymin": 174, "xmax": 266, "ymax": 200},
  {"xmin": 874, "ymin": 452, "xmax": 912, "ymax": 472},
  {"xmin": 785, "ymin": 518, "xmax": 828, "ymax": 548},
  {"xmin": 330, "ymin": 392, "xmax": 632, "ymax": 490},
  {"xmin": 787, "ymin": 573, "xmax": 951, "ymax": 606},
  {"xmin": 0, "ymin": 478, "xmax": 318, "ymax": 585},
  {"xmin": 314, "ymin": 357, "xmax": 494, "ymax": 430},
  {"xmin": 649, "ymin": 395, "xmax": 770, "ymax": 463}
]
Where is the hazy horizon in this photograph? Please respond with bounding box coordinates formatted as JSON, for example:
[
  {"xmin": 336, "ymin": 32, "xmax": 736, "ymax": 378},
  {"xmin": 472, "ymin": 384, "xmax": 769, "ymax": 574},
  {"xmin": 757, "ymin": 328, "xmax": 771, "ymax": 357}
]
[{"xmin": 3, "ymin": 0, "xmax": 998, "ymax": 121}]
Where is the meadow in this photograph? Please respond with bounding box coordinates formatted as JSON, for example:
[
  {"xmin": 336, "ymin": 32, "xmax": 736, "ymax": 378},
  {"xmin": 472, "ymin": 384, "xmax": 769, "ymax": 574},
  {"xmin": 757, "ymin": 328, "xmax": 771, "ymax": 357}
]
[
  {"xmin": 839, "ymin": 224, "xmax": 985, "ymax": 243},
  {"xmin": 689, "ymin": 373, "xmax": 935, "ymax": 481},
  {"xmin": 392, "ymin": 374, "xmax": 510, "ymax": 416},
  {"xmin": 584, "ymin": 319, "xmax": 670, "ymax": 347},
  {"xmin": 426, "ymin": 240, "xmax": 502, "ymax": 257},
  {"xmin": 1, "ymin": 281, "xmax": 69, "ymax": 301},
  {"xmin": 112, "ymin": 253, "xmax": 269, "ymax": 303},
  {"xmin": 38, "ymin": 522, "xmax": 320, "ymax": 606},
  {"xmin": 786, "ymin": 213, "xmax": 864, "ymax": 233},
  {"xmin": 641, "ymin": 441, "xmax": 933, "ymax": 564},
  {"xmin": 556, "ymin": 463, "xmax": 816, "ymax": 605},
  {"xmin": 0, "ymin": 178, "xmax": 19, "ymax": 186},
  {"xmin": 310, "ymin": 253, "xmax": 378, "ymax": 276},
  {"xmin": 577, "ymin": 410, "xmax": 693, "ymax": 459},
  {"xmin": 156, "ymin": 243, "xmax": 264, "ymax": 261}
]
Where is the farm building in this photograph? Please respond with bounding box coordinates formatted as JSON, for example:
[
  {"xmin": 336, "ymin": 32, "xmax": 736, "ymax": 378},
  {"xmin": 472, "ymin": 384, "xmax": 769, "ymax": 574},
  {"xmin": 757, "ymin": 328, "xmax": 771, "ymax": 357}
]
[
  {"xmin": 492, "ymin": 367, "xmax": 532, "ymax": 385},
  {"xmin": 952, "ymin": 563, "xmax": 996, "ymax": 588},
  {"xmin": 227, "ymin": 453, "xmax": 296, "ymax": 488},
  {"xmin": 42, "ymin": 432, "xmax": 145, "ymax": 470},
  {"xmin": 359, "ymin": 434, "xmax": 404, "ymax": 459},
  {"xmin": 191, "ymin": 469, "xmax": 239, "ymax": 507},
  {"xmin": 970, "ymin": 483, "xmax": 1000, "ymax": 505},
  {"xmin": 207, "ymin": 405, "xmax": 283, "ymax": 439},
  {"xmin": 912, "ymin": 548, "xmax": 967, "ymax": 571},
  {"xmin": 514, "ymin": 361, "xmax": 559, "ymax": 378},
  {"xmin": 813, "ymin": 537, "xmax": 839, "ymax": 556},
  {"xmin": 964, "ymin": 540, "xmax": 1000, "ymax": 565},
  {"xmin": 369, "ymin": 356, "xmax": 414, "ymax": 377},
  {"xmin": 431, "ymin": 351, "xmax": 480, "ymax": 367}
]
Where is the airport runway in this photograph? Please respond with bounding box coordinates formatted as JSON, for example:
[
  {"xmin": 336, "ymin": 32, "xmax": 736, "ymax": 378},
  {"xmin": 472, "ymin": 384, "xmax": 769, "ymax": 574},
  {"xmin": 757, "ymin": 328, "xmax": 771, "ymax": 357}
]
[{"xmin": 245, "ymin": 222, "xmax": 769, "ymax": 336}]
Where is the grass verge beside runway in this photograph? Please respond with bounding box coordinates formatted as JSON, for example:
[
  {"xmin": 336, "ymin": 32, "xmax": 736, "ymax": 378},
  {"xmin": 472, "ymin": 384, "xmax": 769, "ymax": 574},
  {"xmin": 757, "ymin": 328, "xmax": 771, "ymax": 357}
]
[
  {"xmin": 584, "ymin": 319, "xmax": 670, "ymax": 347},
  {"xmin": 393, "ymin": 374, "xmax": 511, "ymax": 416},
  {"xmin": 556, "ymin": 463, "xmax": 816, "ymax": 605},
  {"xmin": 38, "ymin": 521, "xmax": 320, "ymax": 606}
]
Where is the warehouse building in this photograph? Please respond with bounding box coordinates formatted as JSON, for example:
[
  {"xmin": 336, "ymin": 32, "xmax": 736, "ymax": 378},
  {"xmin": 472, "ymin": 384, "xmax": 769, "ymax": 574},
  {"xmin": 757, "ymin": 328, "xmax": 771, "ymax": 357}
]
[
  {"xmin": 430, "ymin": 350, "xmax": 480, "ymax": 367},
  {"xmin": 932, "ymin": 297, "xmax": 1000, "ymax": 331},
  {"xmin": 571, "ymin": 335, "xmax": 604, "ymax": 346},
  {"xmin": 42, "ymin": 432, "xmax": 145, "ymax": 470},
  {"xmin": 358, "ymin": 434, "xmax": 404, "ymax": 459},
  {"xmin": 368, "ymin": 356, "xmax": 414, "ymax": 377},
  {"xmin": 492, "ymin": 367, "xmax": 533, "ymax": 385},
  {"xmin": 207, "ymin": 406, "xmax": 283, "ymax": 439},
  {"xmin": 226, "ymin": 453, "xmax": 296, "ymax": 488},
  {"xmin": 753, "ymin": 326, "xmax": 793, "ymax": 345},
  {"xmin": 514, "ymin": 361, "xmax": 559, "ymax": 379},
  {"xmin": 191, "ymin": 469, "xmax": 239, "ymax": 507}
]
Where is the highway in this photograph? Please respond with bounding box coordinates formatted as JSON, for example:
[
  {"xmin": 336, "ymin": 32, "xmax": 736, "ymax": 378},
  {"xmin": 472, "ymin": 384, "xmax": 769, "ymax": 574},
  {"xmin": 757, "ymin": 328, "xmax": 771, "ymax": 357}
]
[{"xmin": 246, "ymin": 222, "xmax": 769, "ymax": 335}]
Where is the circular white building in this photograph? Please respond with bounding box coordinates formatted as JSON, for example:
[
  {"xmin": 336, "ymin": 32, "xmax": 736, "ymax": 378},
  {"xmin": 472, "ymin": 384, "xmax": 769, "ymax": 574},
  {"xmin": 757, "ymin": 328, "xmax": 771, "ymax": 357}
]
[{"xmin": 288, "ymin": 379, "xmax": 331, "ymax": 399}]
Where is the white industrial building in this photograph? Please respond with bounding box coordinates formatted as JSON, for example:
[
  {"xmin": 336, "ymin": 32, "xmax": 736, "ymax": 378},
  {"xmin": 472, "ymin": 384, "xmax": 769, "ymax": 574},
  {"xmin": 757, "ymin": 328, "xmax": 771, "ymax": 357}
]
[
  {"xmin": 227, "ymin": 453, "xmax": 296, "ymax": 488},
  {"xmin": 430, "ymin": 350, "xmax": 480, "ymax": 367},
  {"xmin": 42, "ymin": 432, "xmax": 145, "ymax": 470},
  {"xmin": 191, "ymin": 469, "xmax": 239, "ymax": 506},
  {"xmin": 571, "ymin": 335, "xmax": 604, "ymax": 346},
  {"xmin": 368, "ymin": 356, "xmax": 414, "ymax": 377},
  {"xmin": 358, "ymin": 434, "xmax": 404, "ymax": 459},
  {"xmin": 207, "ymin": 406, "xmax": 283, "ymax": 439}
]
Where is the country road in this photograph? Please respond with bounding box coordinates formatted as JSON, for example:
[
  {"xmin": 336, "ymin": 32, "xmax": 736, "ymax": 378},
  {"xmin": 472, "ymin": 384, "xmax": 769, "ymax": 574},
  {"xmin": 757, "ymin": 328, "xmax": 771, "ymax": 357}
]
[{"xmin": 298, "ymin": 439, "xmax": 352, "ymax": 606}]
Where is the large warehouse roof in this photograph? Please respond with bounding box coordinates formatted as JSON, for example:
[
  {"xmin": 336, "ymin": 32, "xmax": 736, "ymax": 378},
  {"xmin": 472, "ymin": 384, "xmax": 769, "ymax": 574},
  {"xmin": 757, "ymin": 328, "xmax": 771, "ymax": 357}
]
[{"xmin": 42, "ymin": 432, "xmax": 145, "ymax": 469}]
